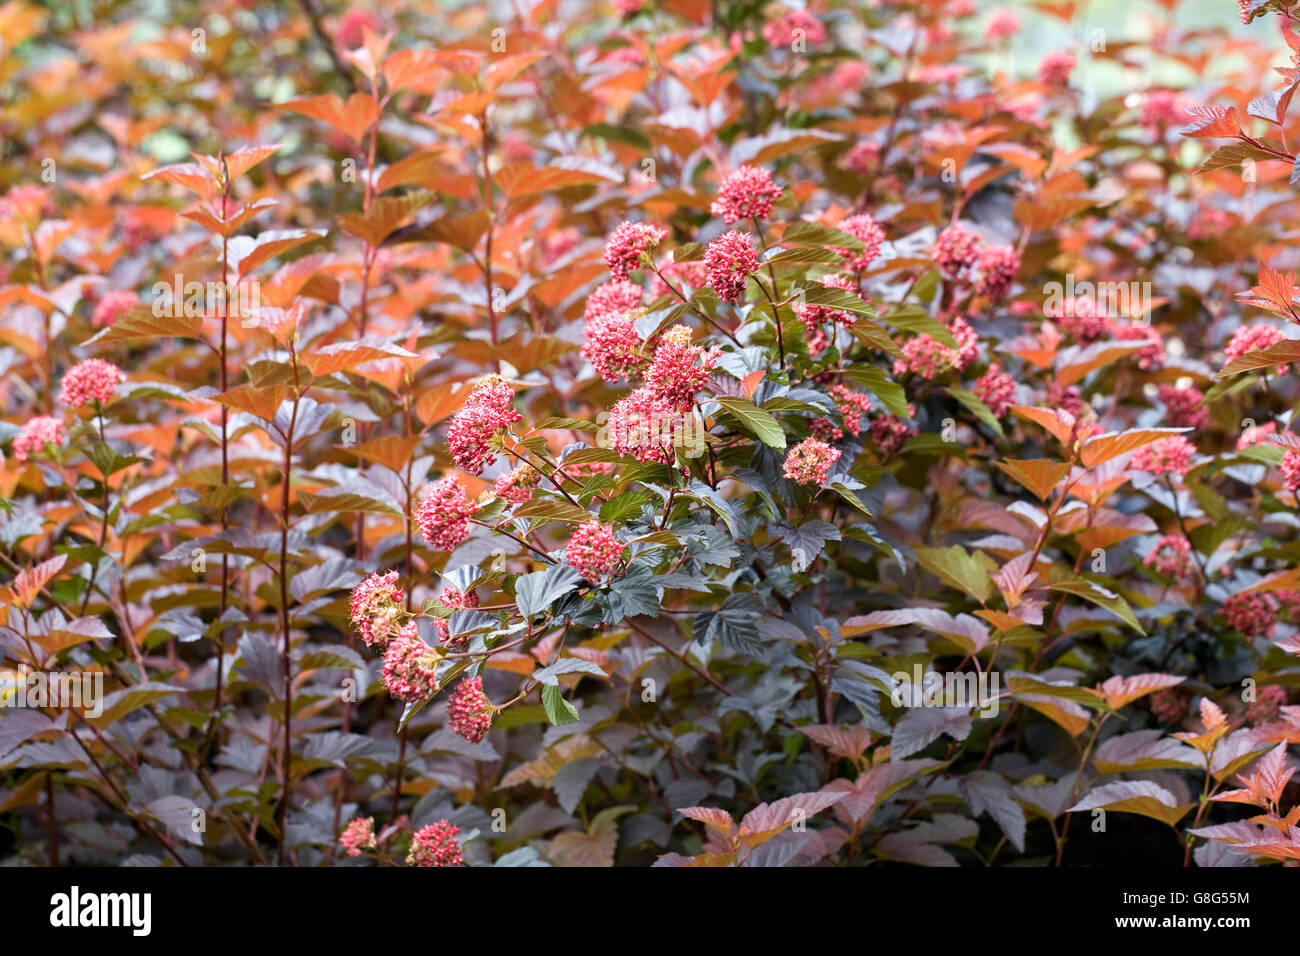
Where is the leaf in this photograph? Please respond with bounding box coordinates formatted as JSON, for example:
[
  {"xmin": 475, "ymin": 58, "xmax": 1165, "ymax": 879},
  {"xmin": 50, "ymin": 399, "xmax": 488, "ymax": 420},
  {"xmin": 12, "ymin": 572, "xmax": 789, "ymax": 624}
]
[
  {"xmin": 40, "ymin": 617, "xmax": 115, "ymax": 653},
  {"xmin": 84, "ymin": 305, "xmax": 203, "ymax": 347},
  {"xmin": 771, "ymin": 519, "xmax": 840, "ymax": 572},
  {"xmin": 714, "ymin": 397, "xmax": 786, "ymax": 450},
  {"xmin": 1216, "ymin": 339, "xmax": 1300, "ymax": 378},
  {"xmin": 947, "ymin": 386, "xmax": 1004, "ymax": 435},
  {"xmin": 10, "ymin": 554, "xmax": 67, "ymax": 608},
  {"xmin": 1046, "ymin": 566, "xmax": 1144, "ymax": 634},
  {"xmin": 1079, "ymin": 428, "xmax": 1191, "ymax": 468},
  {"xmin": 891, "ymin": 708, "xmax": 973, "ymax": 760},
  {"xmin": 279, "ymin": 93, "xmax": 379, "ymax": 145},
  {"xmin": 1067, "ymin": 781, "xmax": 1194, "ymax": 827},
  {"xmin": 533, "ymin": 657, "xmax": 607, "ymax": 685},
  {"xmin": 1179, "ymin": 104, "xmax": 1241, "ymax": 139},
  {"xmin": 298, "ymin": 337, "xmax": 417, "ymax": 376},
  {"xmin": 1195, "ymin": 142, "xmax": 1279, "ymax": 174},
  {"xmin": 914, "ymin": 545, "xmax": 996, "ymax": 604},
  {"xmin": 88, "ymin": 683, "xmax": 183, "ymax": 728},
  {"xmin": 226, "ymin": 229, "xmax": 326, "ymax": 279},
  {"xmin": 1092, "ymin": 731, "xmax": 1202, "ymax": 774},
  {"xmin": 513, "ymin": 497, "xmax": 594, "ymax": 525},
  {"xmin": 843, "ymin": 364, "xmax": 908, "ymax": 417},
  {"xmin": 1091, "ymin": 673, "xmax": 1185, "ymax": 710},
  {"xmin": 541, "ymin": 683, "xmax": 580, "ymax": 726},
  {"xmin": 996, "ymin": 458, "xmax": 1070, "ymax": 501},
  {"xmin": 878, "ymin": 305, "xmax": 958, "ymax": 349},
  {"xmin": 692, "ymin": 593, "xmax": 764, "ymax": 654}
]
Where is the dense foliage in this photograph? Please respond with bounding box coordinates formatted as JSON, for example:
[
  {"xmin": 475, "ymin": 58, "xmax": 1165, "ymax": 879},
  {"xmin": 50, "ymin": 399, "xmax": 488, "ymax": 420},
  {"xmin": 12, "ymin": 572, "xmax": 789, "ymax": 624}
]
[{"xmin": 2, "ymin": 0, "xmax": 1300, "ymax": 868}]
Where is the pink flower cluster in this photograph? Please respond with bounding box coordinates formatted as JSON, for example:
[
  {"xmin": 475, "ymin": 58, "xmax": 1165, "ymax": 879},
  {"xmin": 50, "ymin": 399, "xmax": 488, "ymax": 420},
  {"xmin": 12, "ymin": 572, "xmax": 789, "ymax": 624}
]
[
  {"xmin": 604, "ymin": 221, "xmax": 667, "ymax": 279},
  {"xmin": 870, "ymin": 413, "xmax": 917, "ymax": 457},
  {"xmin": 835, "ymin": 213, "xmax": 886, "ymax": 271},
  {"xmin": 381, "ymin": 626, "xmax": 440, "ymax": 702},
  {"xmin": 584, "ymin": 279, "xmax": 643, "ymax": 319},
  {"xmin": 711, "ymin": 166, "xmax": 783, "ymax": 224},
  {"xmin": 447, "ymin": 375, "xmax": 520, "ymax": 474},
  {"xmin": 1140, "ymin": 90, "xmax": 1184, "ymax": 132},
  {"xmin": 583, "ymin": 310, "xmax": 646, "ymax": 382},
  {"xmin": 892, "ymin": 315, "xmax": 978, "ymax": 379},
  {"xmin": 1282, "ymin": 450, "xmax": 1300, "ymax": 494},
  {"xmin": 762, "ymin": 7, "xmax": 826, "ymax": 48},
  {"xmin": 794, "ymin": 274, "xmax": 860, "ymax": 334},
  {"xmin": 431, "ymin": 585, "xmax": 480, "ymax": 647},
  {"xmin": 931, "ymin": 224, "xmax": 981, "ymax": 280},
  {"xmin": 783, "ymin": 438, "xmax": 840, "ymax": 485},
  {"xmin": 492, "ymin": 466, "xmax": 537, "ymax": 505},
  {"xmin": 58, "ymin": 358, "xmax": 123, "ymax": 407},
  {"xmin": 1131, "ymin": 435, "xmax": 1196, "ymax": 478},
  {"xmin": 413, "ymin": 476, "xmax": 478, "ymax": 551},
  {"xmin": 984, "ymin": 9, "xmax": 1020, "ymax": 39},
  {"xmin": 350, "ymin": 570, "xmax": 405, "ymax": 649},
  {"xmin": 1223, "ymin": 591, "xmax": 1277, "ymax": 640},
  {"xmin": 841, "ymin": 141, "xmax": 881, "ymax": 174},
  {"xmin": 974, "ymin": 245, "xmax": 1020, "ymax": 301},
  {"xmin": 1113, "ymin": 323, "xmax": 1165, "ymax": 370},
  {"xmin": 974, "ymin": 365, "xmax": 1016, "ymax": 418},
  {"xmin": 92, "ymin": 290, "xmax": 139, "ymax": 328},
  {"xmin": 1156, "ymin": 384, "xmax": 1208, "ymax": 429},
  {"xmin": 1225, "ymin": 324, "xmax": 1285, "ymax": 372},
  {"xmin": 339, "ymin": 816, "xmax": 376, "ymax": 856},
  {"xmin": 1144, "ymin": 535, "xmax": 1193, "ymax": 579},
  {"xmin": 607, "ymin": 388, "xmax": 680, "ymax": 464},
  {"xmin": 447, "ymin": 676, "xmax": 494, "ymax": 744},
  {"xmin": 1245, "ymin": 685, "xmax": 1287, "ymax": 725},
  {"xmin": 810, "ymin": 385, "xmax": 871, "ymax": 442},
  {"xmin": 1148, "ymin": 688, "xmax": 1186, "ymax": 724},
  {"xmin": 567, "ymin": 521, "xmax": 624, "ymax": 579},
  {"xmin": 12, "ymin": 415, "xmax": 64, "ymax": 461},
  {"xmin": 1048, "ymin": 296, "xmax": 1109, "ymax": 344},
  {"xmin": 407, "ymin": 820, "xmax": 464, "ymax": 867},
  {"xmin": 705, "ymin": 230, "xmax": 759, "ymax": 302},
  {"xmin": 643, "ymin": 325, "xmax": 720, "ymax": 412},
  {"xmin": 1037, "ymin": 50, "xmax": 1075, "ymax": 86}
]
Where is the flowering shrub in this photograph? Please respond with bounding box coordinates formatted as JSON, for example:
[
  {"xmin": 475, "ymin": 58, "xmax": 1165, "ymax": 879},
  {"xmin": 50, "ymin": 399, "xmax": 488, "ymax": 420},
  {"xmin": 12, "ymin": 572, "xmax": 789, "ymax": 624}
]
[{"xmin": 2, "ymin": 0, "xmax": 1299, "ymax": 871}]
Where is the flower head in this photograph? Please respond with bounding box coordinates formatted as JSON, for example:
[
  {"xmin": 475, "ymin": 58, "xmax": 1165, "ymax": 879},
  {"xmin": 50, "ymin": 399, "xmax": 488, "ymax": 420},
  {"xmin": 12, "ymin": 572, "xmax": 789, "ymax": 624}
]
[
  {"xmin": 1223, "ymin": 591, "xmax": 1277, "ymax": 640},
  {"xmin": 841, "ymin": 141, "xmax": 882, "ymax": 174},
  {"xmin": 605, "ymin": 221, "xmax": 667, "ymax": 279},
  {"xmin": 350, "ymin": 570, "xmax": 405, "ymax": 649},
  {"xmin": 12, "ymin": 416, "xmax": 64, "ymax": 461},
  {"xmin": 447, "ymin": 375, "xmax": 520, "ymax": 474},
  {"xmin": 783, "ymin": 438, "xmax": 840, "ymax": 485},
  {"xmin": 974, "ymin": 245, "xmax": 1019, "ymax": 301},
  {"xmin": 711, "ymin": 166, "xmax": 783, "ymax": 224},
  {"xmin": 407, "ymin": 821, "xmax": 464, "ymax": 867},
  {"xmin": 1156, "ymin": 384, "xmax": 1208, "ymax": 430},
  {"xmin": 567, "ymin": 521, "xmax": 624, "ymax": 580},
  {"xmin": 705, "ymin": 230, "xmax": 759, "ymax": 302},
  {"xmin": 583, "ymin": 310, "xmax": 646, "ymax": 382},
  {"xmin": 59, "ymin": 358, "xmax": 123, "ymax": 407},
  {"xmin": 1144, "ymin": 535, "xmax": 1192, "ymax": 579},
  {"xmin": 931, "ymin": 225, "xmax": 981, "ymax": 280},
  {"xmin": 339, "ymin": 816, "xmax": 376, "ymax": 856},
  {"xmin": 892, "ymin": 315, "xmax": 979, "ymax": 379},
  {"xmin": 447, "ymin": 676, "xmax": 494, "ymax": 745},
  {"xmin": 1037, "ymin": 50, "xmax": 1075, "ymax": 86},
  {"xmin": 762, "ymin": 7, "xmax": 826, "ymax": 48},
  {"xmin": 584, "ymin": 279, "xmax": 643, "ymax": 320},
  {"xmin": 492, "ymin": 466, "xmax": 539, "ymax": 505},
  {"xmin": 413, "ymin": 476, "xmax": 478, "ymax": 551},
  {"xmin": 1131, "ymin": 435, "xmax": 1196, "ymax": 478},
  {"xmin": 974, "ymin": 365, "xmax": 1016, "ymax": 417},
  {"xmin": 381, "ymin": 625, "xmax": 440, "ymax": 702},
  {"xmin": 985, "ymin": 9, "xmax": 1020, "ymax": 39},
  {"xmin": 643, "ymin": 325, "xmax": 719, "ymax": 411},
  {"xmin": 1282, "ymin": 449, "xmax": 1300, "ymax": 494},
  {"xmin": 835, "ymin": 214, "xmax": 886, "ymax": 271},
  {"xmin": 1225, "ymin": 324, "xmax": 1285, "ymax": 371},
  {"xmin": 607, "ymin": 387, "xmax": 682, "ymax": 464},
  {"xmin": 1048, "ymin": 295, "xmax": 1109, "ymax": 344},
  {"xmin": 92, "ymin": 290, "xmax": 139, "ymax": 329}
]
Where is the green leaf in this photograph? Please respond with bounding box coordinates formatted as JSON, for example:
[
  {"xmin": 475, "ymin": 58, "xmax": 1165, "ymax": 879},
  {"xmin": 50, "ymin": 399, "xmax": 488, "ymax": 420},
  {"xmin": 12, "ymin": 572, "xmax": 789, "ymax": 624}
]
[
  {"xmin": 541, "ymin": 684, "xmax": 580, "ymax": 726},
  {"xmin": 714, "ymin": 396, "xmax": 787, "ymax": 449},
  {"xmin": 515, "ymin": 564, "xmax": 583, "ymax": 618},
  {"xmin": 1046, "ymin": 566, "xmax": 1145, "ymax": 635},
  {"xmin": 879, "ymin": 304, "xmax": 958, "ymax": 349},
  {"xmin": 842, "ymin": 365, "xmax": 908, "ymax": 417},
  {"xmin": 914, "ymin": 545, "xmax": 996, "ymax": 604},
  {"xmin": 947, "ymin": 386, "xmax": 1004, "ymax": 436}
]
